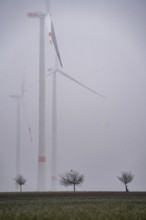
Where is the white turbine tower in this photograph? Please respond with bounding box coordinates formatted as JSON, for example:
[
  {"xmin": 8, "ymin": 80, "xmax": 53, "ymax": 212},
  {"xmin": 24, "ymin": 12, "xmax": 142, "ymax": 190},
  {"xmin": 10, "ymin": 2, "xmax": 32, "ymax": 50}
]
[
  {"xmin": 10, "ymin": 76, "xmax": 32, "ymax": 189},
  {"xmin": 28, "ymin": 12, "xmax": 47, "ymax": 191},
  {"xmin": 45, "ymin": 11, "xmax": 105, "ymax": 190},
  {"xmin": 27, "ymin": 7, "xmax": 62, "ymax": 190}
]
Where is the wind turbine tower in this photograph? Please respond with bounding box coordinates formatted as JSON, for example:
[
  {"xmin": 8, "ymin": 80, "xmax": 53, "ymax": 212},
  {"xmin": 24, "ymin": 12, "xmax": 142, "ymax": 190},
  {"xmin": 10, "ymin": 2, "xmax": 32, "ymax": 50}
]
[
  {"xmin": 10, "ymin": 94, "xmax": 21, "ymax": 178},
  {"xmin": 10, "ymin": 76, "xmax": 32, "ymax": 190},
  {"xmin": 28, "ymin": 12, "xmax": 46, "ymax": 191}
]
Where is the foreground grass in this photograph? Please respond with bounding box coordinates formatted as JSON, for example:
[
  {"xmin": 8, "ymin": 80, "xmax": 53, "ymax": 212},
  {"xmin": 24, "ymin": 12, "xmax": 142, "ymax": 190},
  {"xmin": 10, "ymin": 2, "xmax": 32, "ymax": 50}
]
[{"xmin": 0, "ymin": 192, "xmax": 146, "ymax": 220}]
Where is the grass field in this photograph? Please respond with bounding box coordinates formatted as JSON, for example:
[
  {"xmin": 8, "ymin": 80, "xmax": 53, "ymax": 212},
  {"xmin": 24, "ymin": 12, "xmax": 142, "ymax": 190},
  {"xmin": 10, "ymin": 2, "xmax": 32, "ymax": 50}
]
[{"xmin": 0, "ymin": 192, "xmax": 146, "ymax": 219}]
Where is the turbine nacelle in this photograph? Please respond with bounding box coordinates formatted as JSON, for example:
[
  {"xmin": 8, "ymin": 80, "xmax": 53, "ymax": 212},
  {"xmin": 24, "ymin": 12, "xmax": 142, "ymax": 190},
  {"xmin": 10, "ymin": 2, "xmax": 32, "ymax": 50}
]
[
  {"xmin": 28, "ymin": 12, "xmax": 46, "ymax": 19},
  {"xmin": 10, "ymin": 94, "xmax": 22, "ymax": 99}
]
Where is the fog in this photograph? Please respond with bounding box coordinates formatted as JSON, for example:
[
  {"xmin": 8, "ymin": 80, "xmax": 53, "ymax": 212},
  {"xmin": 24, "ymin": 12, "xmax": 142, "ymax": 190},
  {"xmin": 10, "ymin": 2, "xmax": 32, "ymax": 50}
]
[{"xmin": 0, "ymin": 0, "xmax": 146, "ymax": 191}]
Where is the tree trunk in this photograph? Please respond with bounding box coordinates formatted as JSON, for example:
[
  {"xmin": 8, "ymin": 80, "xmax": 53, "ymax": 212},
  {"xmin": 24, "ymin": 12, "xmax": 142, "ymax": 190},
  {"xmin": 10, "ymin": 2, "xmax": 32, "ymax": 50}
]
[
  {"xmin": 20, "ymin": 185, "xmax": 22, "ymax": 192},
  {"xmin": 125, "ymin": 184, "xmax": 129, "ymax": 192},
  {"xmin": 73, "ymin": 184, "xmax": 75, "ymax": 192}
]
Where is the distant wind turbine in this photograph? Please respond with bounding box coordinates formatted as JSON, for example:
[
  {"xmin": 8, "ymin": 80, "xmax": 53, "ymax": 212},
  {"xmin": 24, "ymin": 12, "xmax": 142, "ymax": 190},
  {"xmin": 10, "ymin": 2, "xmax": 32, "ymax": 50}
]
[
  {"xmin": 44, "ymin": 2, "xmax": 105, "ymax": 190},
  {"xmin": 47, "ymin": 58, "xmax": 105, "ymax": 191},
  {"xmin": 10, "ymin": 76, "xmax": 32, "ymax": 187}
]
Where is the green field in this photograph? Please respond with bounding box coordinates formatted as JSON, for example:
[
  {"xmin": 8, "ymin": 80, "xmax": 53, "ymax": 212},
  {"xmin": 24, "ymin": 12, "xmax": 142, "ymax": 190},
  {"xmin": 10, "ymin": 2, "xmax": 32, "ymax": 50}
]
[{"xmin": 0, "ymin": 192, "xmax": 146, "ymax": 220}]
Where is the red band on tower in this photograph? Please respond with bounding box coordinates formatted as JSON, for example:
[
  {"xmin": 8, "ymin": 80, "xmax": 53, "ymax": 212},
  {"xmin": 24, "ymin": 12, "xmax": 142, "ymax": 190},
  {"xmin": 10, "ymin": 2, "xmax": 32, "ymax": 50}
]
[{"xmin": 38, "ymin": 156, "xmax": 46, "ymax": 162}]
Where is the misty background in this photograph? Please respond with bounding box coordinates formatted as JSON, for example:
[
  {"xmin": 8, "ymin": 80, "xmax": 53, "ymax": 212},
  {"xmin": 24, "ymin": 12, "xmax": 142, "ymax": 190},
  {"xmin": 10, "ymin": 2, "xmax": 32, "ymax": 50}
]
[{"xmin": 0, "ymin": 0, "xmax": 146, "ymax": 191}]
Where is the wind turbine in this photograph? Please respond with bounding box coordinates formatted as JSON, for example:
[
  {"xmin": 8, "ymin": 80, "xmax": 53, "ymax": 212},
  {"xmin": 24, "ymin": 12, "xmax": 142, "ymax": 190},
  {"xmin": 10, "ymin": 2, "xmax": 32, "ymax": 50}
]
[
  {"xmin": 47, "ymin": 59, "xmax": 105, "ymax": 190},
  {"xmin": 44, "ymin": 6, "xmax": 105, "ymax": 190},
  {"xmin": 27, "ymin": 5, "xmax": 62, "ymax": 190},
  {"xmin": 10, "ymin": 76, "xmax": 32, "ymax": 189},
  {"xmin": 28, "ymin": 11, "xmax": 47, "ymax": 191}
]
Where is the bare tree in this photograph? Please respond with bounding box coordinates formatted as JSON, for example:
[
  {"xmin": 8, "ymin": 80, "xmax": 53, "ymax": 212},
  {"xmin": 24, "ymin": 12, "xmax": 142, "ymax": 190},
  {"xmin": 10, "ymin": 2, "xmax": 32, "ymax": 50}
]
[
  {"xmin": 15, "ymin": 175, "xmax": 26, "ymax": 192},
  {"xmin": 118, "ymin": 171, "xmax": 134, "ymax": 192},
  {"xmin": 60, "ymin": 170, "xmax": 84, "ymax": 192}
]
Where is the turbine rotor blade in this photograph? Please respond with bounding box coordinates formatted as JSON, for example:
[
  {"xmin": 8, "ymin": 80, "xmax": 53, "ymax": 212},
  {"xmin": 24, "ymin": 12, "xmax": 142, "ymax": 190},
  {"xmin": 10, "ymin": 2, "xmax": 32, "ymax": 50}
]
[
  {"xmin": 48, "ymin": 67, "xmax": 54, "ymax": 71},
  {"xmin": 51, "ymin": 20, "xmax": 63, "ymax": 68},
  {"xmin": 44, "ymin": 1, "xmax": 63, "ymax": 68},
  {"xmin": 21, "ymin": 73, "xmax": 25, "ymax": 96},
  {"xmin": 22, "ymin": 70, "xmax": 54, "ymax": 93},
  {"xmin": 44, "ymin": 0, "xmax": 51, "ymax": 14},
  {"xmin": 59, "ymin": 70, "xmax": 106, "ymax": 98},
  {"xmin": 22, "ymin": 98, "xmax": 33, "ymax": 142}
]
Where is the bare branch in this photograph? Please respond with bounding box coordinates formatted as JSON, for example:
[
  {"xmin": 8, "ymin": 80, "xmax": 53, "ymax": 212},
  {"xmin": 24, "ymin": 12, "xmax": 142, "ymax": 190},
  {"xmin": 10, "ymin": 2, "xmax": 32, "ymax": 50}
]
[
  {"xmin": 59, "ymin": 170, "xmax": 84, "ymax": 192},
  {"xmin": 118, "ymin": 171, "xmax": 134, "ymax": 192},
  {"xmin": 15, "ymin": 175, "xmax": 26, "ymax": 192}
]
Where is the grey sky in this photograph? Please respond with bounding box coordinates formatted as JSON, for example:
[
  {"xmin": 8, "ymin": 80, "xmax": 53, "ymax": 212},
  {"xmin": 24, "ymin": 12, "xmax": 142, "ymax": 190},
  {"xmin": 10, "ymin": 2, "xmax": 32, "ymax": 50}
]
[{"xmin": 0, "ymin": 0, "xmax": 146, "ymax": 191}]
